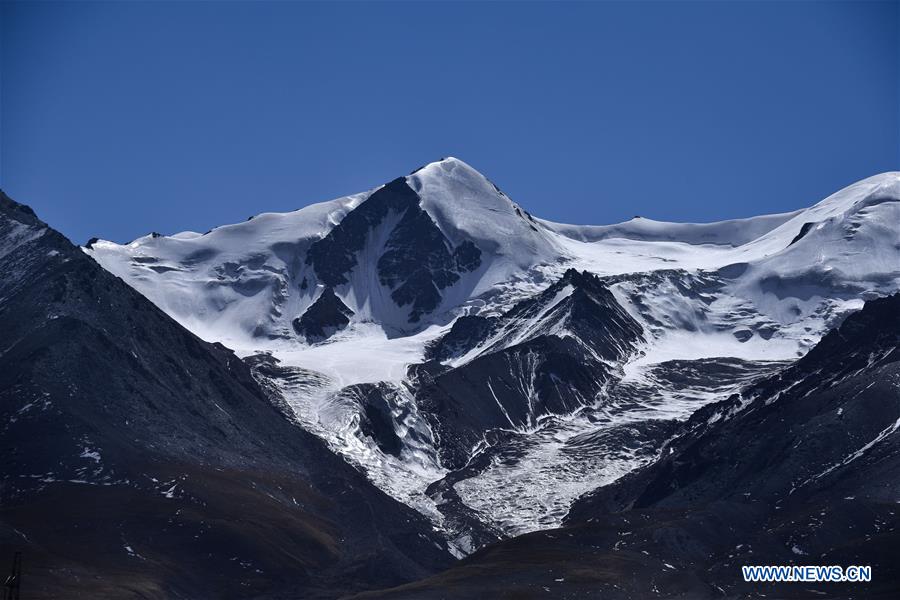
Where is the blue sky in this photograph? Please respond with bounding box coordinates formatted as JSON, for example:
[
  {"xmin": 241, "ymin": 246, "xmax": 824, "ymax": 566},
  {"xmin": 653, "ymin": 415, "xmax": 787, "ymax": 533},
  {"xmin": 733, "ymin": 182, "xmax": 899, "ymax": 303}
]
[{"xmin": 2, "ymin": 1, "xmax": 897, "ymax": 244}]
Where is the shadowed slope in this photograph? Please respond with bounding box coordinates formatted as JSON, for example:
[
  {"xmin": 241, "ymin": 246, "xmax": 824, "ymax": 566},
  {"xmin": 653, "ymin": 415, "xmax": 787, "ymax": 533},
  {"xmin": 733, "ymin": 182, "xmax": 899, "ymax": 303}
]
[{"xmin": 0, "ymin": 191, "xmax": 452, "ymax": 599}]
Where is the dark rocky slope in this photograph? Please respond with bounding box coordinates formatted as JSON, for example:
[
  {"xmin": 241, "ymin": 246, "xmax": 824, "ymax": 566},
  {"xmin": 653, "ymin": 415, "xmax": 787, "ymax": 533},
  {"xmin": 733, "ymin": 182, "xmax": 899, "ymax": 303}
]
[
  {"xmin": 0, "ymin": 192, "xmax": 452, "ymax": 599},
  {"xmin": 355, "ymin": 293, "xmax": 900, "ymax": 599},
  {"xmin": 414, "ymin": 269, "xmax": 644, "ymax": 468},
  {"xmin": 293, "ymin": 286, "xmax": 354, "ymax": 342},
  {"xmin": 305, "ymin": 177, "xmax": 481, "ymax": 323}
]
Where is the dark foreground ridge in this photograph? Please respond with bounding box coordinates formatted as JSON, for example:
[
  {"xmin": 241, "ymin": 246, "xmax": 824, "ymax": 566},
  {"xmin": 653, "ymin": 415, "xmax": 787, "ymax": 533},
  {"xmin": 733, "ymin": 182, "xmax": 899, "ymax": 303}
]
[
  {"xmin": 0, "ymin": 191, "xmax": 453, "ymax": 599},
  {"xmin": 355, "ymin": 292, "xmax": 900, "ymax": 599}
]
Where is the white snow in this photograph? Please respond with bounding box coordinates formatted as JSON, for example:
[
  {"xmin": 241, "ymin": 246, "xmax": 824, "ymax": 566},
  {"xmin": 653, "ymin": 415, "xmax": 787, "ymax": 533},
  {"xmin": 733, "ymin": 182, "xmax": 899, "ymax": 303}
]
[
  {"xmin": 623, "ymin": 329, "xmax": 801, "ymax": 375},
  {"xmin": 84, "ymin": 160, "xmax": 900, "ymax": 543},
  {"xmin": 453, "ymin": 411, "xmax": 651, "ymax": 535},
  {"xmin": 87, "ymin": 163, "xmax": 900, "ymax": 361},
  {"xmin": 409, "ymin": 157, "xmax": 566, "ymax": 298},
  {"xmin": 263, "ymin": 323, "xmax": 445, "ymax": 388},
  {"xmin": 540, "ymin": 210, "xmax": 802, "ymax": 246},
  {"xmin": 449, "ymin": 283, "xmax": 576, "ymax": 368},
  {"xmin": 87, "ymin": 191, "xmax": 368, "ymax": 347}
]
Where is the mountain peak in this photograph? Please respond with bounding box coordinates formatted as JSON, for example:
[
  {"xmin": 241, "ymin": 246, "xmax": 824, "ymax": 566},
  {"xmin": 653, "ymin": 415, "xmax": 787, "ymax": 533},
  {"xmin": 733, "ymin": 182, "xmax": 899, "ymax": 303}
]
[
  {"xmin": 406, "ymin": 156, "xmax": 562, "ymax": 270},
  {"xmin": 408, "ymin": 156, "xmax": 501, "ymax": 201},
  {"xmin": 411, "ymin": 156, "xmax": 474, "ymax": 175},
  {"xmin": 559, "ymin": 267, "xmax": 600, "ymax": 288},
  {"xmin": 0, "ymin": 189, "xmax": 42, "ymax": 226}
]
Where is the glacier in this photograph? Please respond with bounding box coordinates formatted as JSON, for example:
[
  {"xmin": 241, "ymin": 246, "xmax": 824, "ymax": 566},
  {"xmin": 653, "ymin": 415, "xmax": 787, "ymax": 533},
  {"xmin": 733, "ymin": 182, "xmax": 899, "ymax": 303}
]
[{"xmin": 85, "ymin": 157, "xmax": 900, "ymax": 550}]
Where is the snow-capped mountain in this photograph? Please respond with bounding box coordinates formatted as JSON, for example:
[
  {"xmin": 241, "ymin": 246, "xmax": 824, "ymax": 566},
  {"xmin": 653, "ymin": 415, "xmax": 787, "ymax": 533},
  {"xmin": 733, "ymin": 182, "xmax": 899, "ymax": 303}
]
[
  {"xmin": 88, "ymin": 158, "xmax": 900, "ymax": 356},
  {"xmin": 86, "ymin": 158, "xmax": 900, "ymax": 551},
  {"xmin": 88, "ymin": 159, "xmax": 561, "ymax": 345}
]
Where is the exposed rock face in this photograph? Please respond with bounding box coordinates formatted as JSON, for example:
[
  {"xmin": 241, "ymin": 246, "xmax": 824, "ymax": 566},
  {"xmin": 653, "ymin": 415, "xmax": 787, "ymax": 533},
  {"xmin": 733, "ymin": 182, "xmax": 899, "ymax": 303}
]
[
  {"xmin": 305, "ymin": 177, "xmax": 482, "ymax": 322},
  {"xmin": 0, "ymin": 191, "xmax": 452, "ymax": 599},
  {"xmin": 576, "ymin": 291, "xmax": 900, "ymax": 517},
  {"xmin": 415, "ymin": 269, "xmax": 645, "ymax": 468},
  {"xmin": 333, "ymin": 383, "xmax": 405, "ymax": 456},
  {"xmin": 424, "ymin": 314, "xmax": 498, "ymax": 363},
  {"xmin": 293, "ymin": 287, "xmax": 354, "ymax": 342}
]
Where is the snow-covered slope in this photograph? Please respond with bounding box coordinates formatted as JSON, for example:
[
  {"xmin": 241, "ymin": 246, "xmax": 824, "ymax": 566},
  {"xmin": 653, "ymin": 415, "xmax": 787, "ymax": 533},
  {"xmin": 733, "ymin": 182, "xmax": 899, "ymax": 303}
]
[
  {"xmin": 89, "ymin": 159, "xmax": 900, "ymax": 356},
  {"xmin": 89, "ymin": 158, "xmax": 567, "ymax": 345},
  {"xmin": 540, "ymin": 209, "xmax": 802, "ymax": 246},
  {"xmin": 86, "ymin": 160, "xmax": 900, "ymax": 549},
  {"xmin": 88, "ymin": 191, "xmax": 367, "ymax": 346},
  {"xmin": 409, "ymin": 158, "xmax": 564, "ymax": 290}
]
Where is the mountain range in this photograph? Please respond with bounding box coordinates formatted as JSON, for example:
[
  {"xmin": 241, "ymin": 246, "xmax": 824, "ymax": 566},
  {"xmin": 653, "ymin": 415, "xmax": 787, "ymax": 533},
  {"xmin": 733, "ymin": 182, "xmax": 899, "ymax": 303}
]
[{"xmin": 3, "ymin": 157, "xmax": 899, "ymax": 598}]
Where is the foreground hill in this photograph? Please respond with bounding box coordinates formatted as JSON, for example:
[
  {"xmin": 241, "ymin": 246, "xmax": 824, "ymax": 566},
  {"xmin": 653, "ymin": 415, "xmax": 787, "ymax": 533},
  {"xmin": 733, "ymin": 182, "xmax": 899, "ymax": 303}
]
[{"xmin": 0, "ymin": 192, "xmax": 452, "ymax": 599}]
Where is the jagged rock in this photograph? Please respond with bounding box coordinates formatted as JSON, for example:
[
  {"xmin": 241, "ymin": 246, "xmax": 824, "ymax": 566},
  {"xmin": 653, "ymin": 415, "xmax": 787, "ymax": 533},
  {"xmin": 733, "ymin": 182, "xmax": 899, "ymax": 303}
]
[
  {"xmin": 293, "ymin": 287, "xmax": 354, "ymax": 342},
  {"xmin": 416, "ymin": 269, "xmax": 644, "ymax": 468},
  {"xmin": 305, "ymin": 177, "xmax": 482, "ymax": 323}
]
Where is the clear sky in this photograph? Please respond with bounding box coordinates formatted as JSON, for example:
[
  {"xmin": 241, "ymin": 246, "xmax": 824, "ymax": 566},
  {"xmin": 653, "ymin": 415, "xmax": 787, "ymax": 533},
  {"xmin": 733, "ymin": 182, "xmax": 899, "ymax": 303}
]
[{"xmin": 2, "ymin": 1, "xmax": 898, "ymax": 245}]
